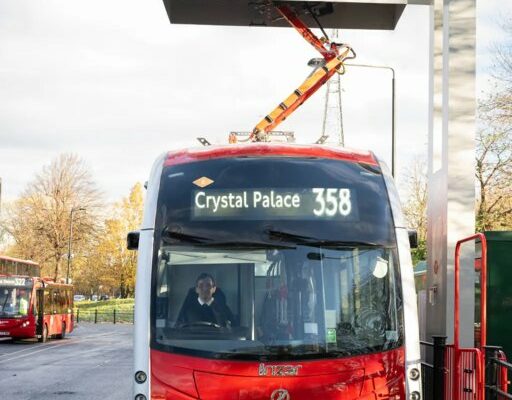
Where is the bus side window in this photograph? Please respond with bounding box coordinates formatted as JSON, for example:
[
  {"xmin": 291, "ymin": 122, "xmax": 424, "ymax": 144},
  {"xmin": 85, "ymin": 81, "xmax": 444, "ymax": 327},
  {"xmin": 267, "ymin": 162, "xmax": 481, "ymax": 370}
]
[
  {"xmin": 65, "ymin": 290, "xmax": 71, "ymax": 311},
  {"xmin": 54, "ymin": 289, "xmax": 64, "ymax": 314},
  {"xmin": 44, "ymin": 289, "xmax": 52, "ymax": 315},
  {"xmin": 61, "ymin": 290, "xmax": 67, "ymax": 313},
  {"xmin": 53, "ymin": 290, "xmax": 58, "ymax": 314}
]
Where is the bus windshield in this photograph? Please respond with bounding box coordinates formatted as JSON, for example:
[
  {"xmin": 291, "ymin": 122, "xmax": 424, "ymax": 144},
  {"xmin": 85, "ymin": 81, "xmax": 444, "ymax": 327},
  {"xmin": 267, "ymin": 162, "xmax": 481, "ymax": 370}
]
[
  {"xmin": 151, "ymin": 157, "xmax": 403, "ymax": 360},
  {"xmin": 0, "ymin": 277, "xmax": 33, "ymax": 318}
]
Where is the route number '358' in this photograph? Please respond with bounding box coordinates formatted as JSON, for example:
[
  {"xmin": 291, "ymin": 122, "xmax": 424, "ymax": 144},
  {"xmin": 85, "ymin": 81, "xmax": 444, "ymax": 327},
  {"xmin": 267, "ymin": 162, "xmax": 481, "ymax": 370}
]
[{"xmin": 312, "ymin": 188, "xmax": 352, "ymax": 217}]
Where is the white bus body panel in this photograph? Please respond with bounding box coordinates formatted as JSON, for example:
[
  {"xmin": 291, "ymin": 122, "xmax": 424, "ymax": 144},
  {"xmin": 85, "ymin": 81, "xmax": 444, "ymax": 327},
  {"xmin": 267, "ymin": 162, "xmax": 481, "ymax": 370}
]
[
  {"xmin": 133, "ymin": 153, "xmax": 165, "ymax": 398},
  {"xmin": 396, "ymin": 227, "xmax": 422, "ymax": 396},
  {"xmin": 379, "ymin": 158, "xmax": 422, "ymax": 396},
  {"xmin": 141, "ymin": 152, "xmax": 167, "ymax": 231}
]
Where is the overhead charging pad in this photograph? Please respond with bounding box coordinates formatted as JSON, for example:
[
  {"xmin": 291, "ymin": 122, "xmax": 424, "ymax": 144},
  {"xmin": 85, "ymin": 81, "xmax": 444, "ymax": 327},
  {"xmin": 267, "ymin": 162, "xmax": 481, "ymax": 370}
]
[{"xmin": 162, "ymin": 0, "xmax": 416, "ymax": 30}]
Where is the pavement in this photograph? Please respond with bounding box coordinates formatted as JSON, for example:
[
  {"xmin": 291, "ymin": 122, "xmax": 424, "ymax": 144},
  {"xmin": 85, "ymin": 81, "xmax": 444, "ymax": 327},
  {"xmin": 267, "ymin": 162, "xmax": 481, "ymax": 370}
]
[{"xmin": 0, "ymin": 323, "xmax": 133, "ymax": 400}]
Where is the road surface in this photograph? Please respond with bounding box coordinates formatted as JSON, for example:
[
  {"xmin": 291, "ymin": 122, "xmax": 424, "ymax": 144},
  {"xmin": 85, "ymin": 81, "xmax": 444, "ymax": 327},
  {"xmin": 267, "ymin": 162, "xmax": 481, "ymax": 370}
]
[{"xmin": 0, "ymin": 323, "xmax": 132, "ymax": 400}]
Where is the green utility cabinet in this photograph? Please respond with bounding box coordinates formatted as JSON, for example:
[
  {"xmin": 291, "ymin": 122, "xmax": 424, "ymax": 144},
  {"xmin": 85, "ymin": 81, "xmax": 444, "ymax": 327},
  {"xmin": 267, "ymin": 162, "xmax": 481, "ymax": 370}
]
[{"xmin": 482, "ymin": 231, "xmax": 512, "ymax": 356}]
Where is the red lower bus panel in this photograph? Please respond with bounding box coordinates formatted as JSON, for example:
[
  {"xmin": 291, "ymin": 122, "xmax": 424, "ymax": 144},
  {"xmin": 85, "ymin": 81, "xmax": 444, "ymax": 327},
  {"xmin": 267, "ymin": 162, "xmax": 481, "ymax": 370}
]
[
  {"xmin": 45, "ymin": 313, "xmax": 74, "ymax": 337},
  {"xmin": 0, "ymin": 315, "xmax": 36, "ymax": 339},
  {"xmin": 151, "ymin": 373, "xmax": 198, "ymax": 400},
  {"xmin": 151, "ymin": 347, "xmax": 405, "ymax": 400},
  {"xmin": 0, "ymin": 314, "xmax": 73, "ymax": 340},
  {"xmin": 193, "ymin": 368, "xmax": 364, "ymax": 400},
  {"xmin": 151, "ymin": 363, "xmax": 198, "ymax": 398}
]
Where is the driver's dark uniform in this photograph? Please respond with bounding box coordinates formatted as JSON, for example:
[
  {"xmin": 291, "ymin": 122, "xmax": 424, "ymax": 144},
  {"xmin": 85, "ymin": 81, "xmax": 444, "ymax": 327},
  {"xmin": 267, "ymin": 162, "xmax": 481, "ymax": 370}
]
[{"xmin": 176, "ymin": 295, "xmax": 234, "ymax": 327}]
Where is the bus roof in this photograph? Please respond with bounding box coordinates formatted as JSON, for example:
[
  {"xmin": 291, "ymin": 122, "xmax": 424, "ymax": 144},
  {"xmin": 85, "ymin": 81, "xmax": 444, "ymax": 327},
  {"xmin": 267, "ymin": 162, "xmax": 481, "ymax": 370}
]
[
  {"xmin": 164, "ymin": 144, "xmax": 378, "ymax": 168},
  {"xmin": 40, "ymin": 278, "xmax": 74, "ymax": 289},
  {"xmin": 0, "ymin": 255, "xmax": 39, "ymax": 266}
]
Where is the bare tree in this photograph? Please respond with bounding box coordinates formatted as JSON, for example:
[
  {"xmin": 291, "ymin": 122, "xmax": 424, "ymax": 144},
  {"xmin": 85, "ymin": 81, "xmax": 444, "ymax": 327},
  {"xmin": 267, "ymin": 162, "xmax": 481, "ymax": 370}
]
[
  {"xmin": 475, "ymin": 126, "xmax": 512, "ymax": 230},
  {"xmin": 402, "ymin": 158, "xmax": 428, "ymax": 264},
  {"xmin": 476, "ymin": 16, "xmax": 512, "ymax": 230},
  {"xmin": 2, "ymin": 154, "xmax": 102, "ymax": 280}
]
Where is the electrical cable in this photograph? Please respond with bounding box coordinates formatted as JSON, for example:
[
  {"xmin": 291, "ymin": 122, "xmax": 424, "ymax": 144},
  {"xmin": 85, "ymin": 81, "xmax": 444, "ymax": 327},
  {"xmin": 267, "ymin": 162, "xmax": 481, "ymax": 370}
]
[{"xmin": 305, "ymin": 3, "xmax": 329, "ymax": 41}]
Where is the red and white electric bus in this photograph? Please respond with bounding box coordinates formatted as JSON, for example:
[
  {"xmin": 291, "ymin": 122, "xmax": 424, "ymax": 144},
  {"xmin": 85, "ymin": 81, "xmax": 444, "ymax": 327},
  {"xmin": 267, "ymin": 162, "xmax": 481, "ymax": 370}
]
[
  {"xmin": 0, "ymin": 256, "xmax": 74, "ymax": 342},
  {"xmin": 131, "ymin": 144, "xmax": 421, "ymax": 400}
]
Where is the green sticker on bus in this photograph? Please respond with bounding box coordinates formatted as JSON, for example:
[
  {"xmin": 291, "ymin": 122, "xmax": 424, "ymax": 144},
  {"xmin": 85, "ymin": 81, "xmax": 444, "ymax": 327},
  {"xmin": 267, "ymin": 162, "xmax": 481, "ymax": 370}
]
[{"xmin": 326, "ymin": 328, "xmax": 337, "ymax": 343}]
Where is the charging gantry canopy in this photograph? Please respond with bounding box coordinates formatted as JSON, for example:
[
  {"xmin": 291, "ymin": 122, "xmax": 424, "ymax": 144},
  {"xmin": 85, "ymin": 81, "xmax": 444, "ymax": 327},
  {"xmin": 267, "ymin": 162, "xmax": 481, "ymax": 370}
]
[{"xmin": 162, "ymin": 0, "xmax": 423, "ymax": 30}]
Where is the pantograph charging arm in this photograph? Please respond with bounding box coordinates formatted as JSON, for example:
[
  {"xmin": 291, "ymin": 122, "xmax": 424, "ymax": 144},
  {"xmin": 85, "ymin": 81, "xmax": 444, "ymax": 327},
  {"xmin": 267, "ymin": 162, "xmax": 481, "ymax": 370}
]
[{"xmin": 250, "ymin": 3, "xmax": 355, "ymax": 142}]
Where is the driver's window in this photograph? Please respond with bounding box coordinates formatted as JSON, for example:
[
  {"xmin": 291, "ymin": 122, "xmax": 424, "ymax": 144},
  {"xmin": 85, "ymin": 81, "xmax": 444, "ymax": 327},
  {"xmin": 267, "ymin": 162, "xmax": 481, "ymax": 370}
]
[{"xmin": 155, "ymin": 257, "xmax": 248, "ymax": 331}]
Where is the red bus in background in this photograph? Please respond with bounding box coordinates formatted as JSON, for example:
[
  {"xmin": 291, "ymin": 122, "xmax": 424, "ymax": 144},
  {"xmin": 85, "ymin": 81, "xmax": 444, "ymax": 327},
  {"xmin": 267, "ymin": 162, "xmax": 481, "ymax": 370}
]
[{"xmin": 0, "ymin": 255, "xmax": 74, "ymax": 342}]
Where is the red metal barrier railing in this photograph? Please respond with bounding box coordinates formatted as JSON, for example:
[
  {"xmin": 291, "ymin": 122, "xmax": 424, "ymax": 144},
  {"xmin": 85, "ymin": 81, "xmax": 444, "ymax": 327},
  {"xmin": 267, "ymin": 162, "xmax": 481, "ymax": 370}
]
[
  {"xmin": 454, "ymin": 233, "xmax": 487, "ymax": 351},
  {"xmin": 461, "ymin": 348, "xmax": 484, "ymax": 400},
  {"xmin": 425, "ymin": 233, "xmax": 510, "ymax": 399},
  {"xmin": 498, "ymin": 350, "xmax": 509, "ymax": 394},
  {"xmin": 445, "ymin": 345, "xmax": 484, "ymax": 400},
  {"xmin": 454, "ymin": 233, "xmax": 487, "ymax": 400},
  {"xmin": 445, "ymin": 344, "xmax": 454, "ymax": 399}
]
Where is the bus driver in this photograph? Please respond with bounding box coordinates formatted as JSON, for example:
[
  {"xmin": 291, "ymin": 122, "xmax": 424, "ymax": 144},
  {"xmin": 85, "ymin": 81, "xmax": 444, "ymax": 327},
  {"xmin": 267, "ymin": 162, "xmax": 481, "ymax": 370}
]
[
  {"xmin": 18, "ymin": 289, "xmax": 29, "ymax": 316},
  {"xmin": 176, "ymin": 273, "xmax": 234, "ymax": 328}
]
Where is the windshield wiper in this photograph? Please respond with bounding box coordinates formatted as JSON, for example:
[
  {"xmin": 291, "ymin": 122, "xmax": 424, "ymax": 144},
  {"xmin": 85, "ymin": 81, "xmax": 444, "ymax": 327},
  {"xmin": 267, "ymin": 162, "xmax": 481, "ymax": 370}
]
[
  {"xmin": 201, "ymin": 241, "xmax": 294, "ymax": 250},
  {"xmin": 266, "ymin": 229, "xmax": 314, "ymax": 243},
  {"xmin": 266, "ymin": 230, "xmax": 380, "ymax": 248},
  {"xmin": 161, "ymin": 229, "xmax": 213, "ymax": 244},
  {"xmin": 214, "ymin": 345, "xmax": 273, "ymax": 360},
  {"xmin": 311, "ymin": 240, "xmax": 381, "ymax": 248}
]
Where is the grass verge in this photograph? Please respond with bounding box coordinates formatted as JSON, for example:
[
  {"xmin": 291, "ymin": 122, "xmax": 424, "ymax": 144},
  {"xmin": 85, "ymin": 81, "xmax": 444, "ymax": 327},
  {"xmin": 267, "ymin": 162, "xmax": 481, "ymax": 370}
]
[{"xmin": 74, "ymin": 298, "xmax": 134, "ymax": 323}]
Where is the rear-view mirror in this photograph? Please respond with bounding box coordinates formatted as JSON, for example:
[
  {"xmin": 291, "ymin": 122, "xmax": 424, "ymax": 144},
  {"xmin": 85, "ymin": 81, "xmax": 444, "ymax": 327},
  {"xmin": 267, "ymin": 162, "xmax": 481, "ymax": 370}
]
[
  {"xmin": 127, "ymin": 231, "xmax": 140, "ymax": 250},
  {"xmin": 408, "ymin": 230, "xmax": 418, "ymax": 249}
]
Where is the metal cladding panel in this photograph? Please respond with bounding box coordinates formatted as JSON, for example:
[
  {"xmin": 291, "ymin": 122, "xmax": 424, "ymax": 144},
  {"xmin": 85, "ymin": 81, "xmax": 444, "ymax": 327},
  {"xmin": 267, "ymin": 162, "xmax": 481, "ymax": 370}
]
[{"xmin": 162, "ymin": 0, "xmax": 407, "ymax": 30}]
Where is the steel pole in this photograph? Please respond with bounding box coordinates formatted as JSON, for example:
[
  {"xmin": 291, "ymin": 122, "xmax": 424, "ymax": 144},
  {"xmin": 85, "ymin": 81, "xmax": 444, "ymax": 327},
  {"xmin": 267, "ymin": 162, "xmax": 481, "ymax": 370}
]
[
  {"xmin": 345, "ymin": 64, "xmax": 396, "ymax": 176},
  {"xmin": 391, "ymin": 74, "xmax": 396, "ymax": 177},
  {"xmin": 66, "ymin": 207, "xmax": 84, "ymax": 284},
  {"xmin": 66, "ymin": 208, "xmax": 74, "ymax": 284},
  {"xmin": 433, "ymin": 335, "xmax": 447, "ymax": 400}
]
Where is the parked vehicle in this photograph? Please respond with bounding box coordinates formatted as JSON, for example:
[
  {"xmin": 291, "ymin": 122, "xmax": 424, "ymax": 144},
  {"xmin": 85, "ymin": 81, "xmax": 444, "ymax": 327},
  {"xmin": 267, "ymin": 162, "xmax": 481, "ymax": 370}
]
[{"xmin": 73, "ymin": 294, "xmax": 86, "ymax": 302}]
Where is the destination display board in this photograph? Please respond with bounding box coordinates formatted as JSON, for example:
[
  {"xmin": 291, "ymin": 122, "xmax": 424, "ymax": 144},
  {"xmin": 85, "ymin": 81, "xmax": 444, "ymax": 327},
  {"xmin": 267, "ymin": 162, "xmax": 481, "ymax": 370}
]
[
  {"xmin": 192, "ymin": 188, "xmax": 359, "ymax": 220},
  {"xmin": 0, "ymin": 277, "xmax": 32, "ymax": 287}
]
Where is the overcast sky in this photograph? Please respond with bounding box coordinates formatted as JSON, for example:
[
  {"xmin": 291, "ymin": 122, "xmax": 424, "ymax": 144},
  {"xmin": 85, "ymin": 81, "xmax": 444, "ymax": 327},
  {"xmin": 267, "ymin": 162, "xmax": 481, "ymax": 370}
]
[{"xmin": 0, "ymin": 0, "xmax": 510, "ymax": 203}]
